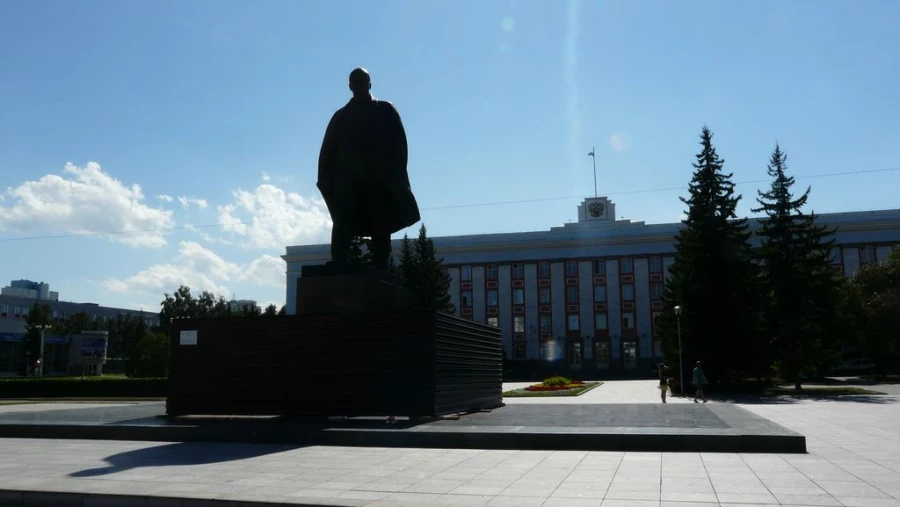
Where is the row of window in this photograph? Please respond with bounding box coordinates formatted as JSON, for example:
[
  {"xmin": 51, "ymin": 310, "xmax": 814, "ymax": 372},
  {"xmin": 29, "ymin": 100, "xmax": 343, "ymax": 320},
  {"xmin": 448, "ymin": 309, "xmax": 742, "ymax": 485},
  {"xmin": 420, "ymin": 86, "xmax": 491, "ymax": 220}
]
[
  {"xmin": 0, "ymin": 304, "xmax": 25, "ymax": 318},
  {"xmin": 459, "ymin": 256, "xmax": 666, "ymax": 281},
  {"xmin": 488, "ymin": 312, "xmax": 644, "ymax": 334},
  {"xmin": 0, "ymin": 304, "xmax": 157, "ymax": 326},
  {"xmin": 515, "ymin": 337, "xmax": 656, "ymax": 367},
  {"xmin": 461, "ymin": 244, "xmax": 899, "ymax": 284},
  {"xmin": 1, "ymin": 305, "xmax": 76, "ymax": 320},
  {"xmin": 461, "ymin": 282, "xmax": 664, "ymax": 308},
  {"xmin": 830, "ymin": 244, "xmax": 900, "ymax": 265}
]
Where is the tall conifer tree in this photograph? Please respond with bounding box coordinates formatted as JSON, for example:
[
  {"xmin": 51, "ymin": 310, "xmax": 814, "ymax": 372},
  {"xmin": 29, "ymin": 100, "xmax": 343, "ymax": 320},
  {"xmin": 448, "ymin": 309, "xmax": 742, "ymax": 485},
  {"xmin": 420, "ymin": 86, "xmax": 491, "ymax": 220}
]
[
  {"xmin": 659, "ymin": 126, "xmax": 761, "ymax": 384},
  {"xmin": 753, "ymin": 144, "xmax": 841, "ymax": 389}
]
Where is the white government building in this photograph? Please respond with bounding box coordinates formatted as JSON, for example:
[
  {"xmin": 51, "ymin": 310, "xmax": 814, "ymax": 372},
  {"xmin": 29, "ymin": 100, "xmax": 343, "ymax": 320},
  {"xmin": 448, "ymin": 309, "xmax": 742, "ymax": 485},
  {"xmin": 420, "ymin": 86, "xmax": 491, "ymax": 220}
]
[{"xmin": 283, "ymin": 197, "xmax": 900, "ymax": 376}]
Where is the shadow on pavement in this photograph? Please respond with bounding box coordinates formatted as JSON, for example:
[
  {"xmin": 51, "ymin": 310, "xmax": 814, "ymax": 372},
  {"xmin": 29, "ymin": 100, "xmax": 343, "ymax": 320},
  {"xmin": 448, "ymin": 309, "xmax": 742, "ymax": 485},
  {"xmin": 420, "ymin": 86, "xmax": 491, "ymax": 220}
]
[
  {"xmin": 710, "ymin": 394, "xmax": 899, "ymax": 405},
  {"xmin": 69, "ymin": 441, "xmax": 298, "ymax": 478}
]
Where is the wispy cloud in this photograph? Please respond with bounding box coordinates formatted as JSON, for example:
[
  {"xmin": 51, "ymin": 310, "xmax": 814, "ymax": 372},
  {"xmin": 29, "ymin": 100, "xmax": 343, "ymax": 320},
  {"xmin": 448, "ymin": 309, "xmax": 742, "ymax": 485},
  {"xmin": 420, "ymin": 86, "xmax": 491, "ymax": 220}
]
[
  {"xmin": 178, "ymin": 196, "xmax": 208, "ymax": 209},
  {"xmin": 156, "ymin": 195, "xmax": 173, "ymax": 202}
]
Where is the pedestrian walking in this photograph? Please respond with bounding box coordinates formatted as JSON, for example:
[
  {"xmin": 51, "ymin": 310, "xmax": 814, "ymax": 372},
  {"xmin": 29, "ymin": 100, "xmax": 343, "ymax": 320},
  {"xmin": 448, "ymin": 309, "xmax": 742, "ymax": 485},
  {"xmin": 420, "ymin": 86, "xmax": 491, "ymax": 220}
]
[
  {"xmin": 658, "ymin": 362, "xmax": 669, "ymax": 403},
  {"xmin": 692, "ymin": 361, "xmax": 708, "ymax": 403}
]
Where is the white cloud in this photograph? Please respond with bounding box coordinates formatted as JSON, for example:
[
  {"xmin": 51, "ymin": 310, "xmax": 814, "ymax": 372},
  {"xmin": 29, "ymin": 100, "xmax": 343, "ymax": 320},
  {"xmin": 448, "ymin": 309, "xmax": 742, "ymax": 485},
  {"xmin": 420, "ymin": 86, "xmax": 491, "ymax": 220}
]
[
  {"xmin": 184, "ymin": 224, "xmax": 235, "ymax": 246},
  {"xmin": 609, "ymin": 131, "xmax": 632, "ymax": 153},
  {"xmin": 216, "ymin": 184, "xmax": 331, "ymax": 249},
  {"xmin": 156, "ymin": 195, "xmax": 174, "ymax": 202},
  {"xmin": 104, "ymin": 241, "xmax": 285, "ymax": 298},
  {"xmin": 242, "ymin": 254, "xmax": 285, "ymax": 288},
  {"xmin": 260, "ymin": 300, "xmax": 281, "ymax": 311},
  {"xmin": 178, "ymin": 196, "xmax": 208, "ymax": 209},
  {"xmin": 262, "ymin": 172, "xmax": 271, "ymax": 182},
  {"xmin": 0, "ymin": 162, "xmax": 174, "ymax": 247}
]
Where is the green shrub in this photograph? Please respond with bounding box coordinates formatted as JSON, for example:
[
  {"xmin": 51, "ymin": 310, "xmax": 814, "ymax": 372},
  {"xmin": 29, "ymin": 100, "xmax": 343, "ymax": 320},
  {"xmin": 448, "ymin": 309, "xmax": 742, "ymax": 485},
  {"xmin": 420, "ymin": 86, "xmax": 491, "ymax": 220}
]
[
  {"xmin": 0, "ymin": 376, "xmax": 167, "ymax": 399},
  {"xmin": 542, "ymin": 376, "xmax": 572, "ymax": 387}
]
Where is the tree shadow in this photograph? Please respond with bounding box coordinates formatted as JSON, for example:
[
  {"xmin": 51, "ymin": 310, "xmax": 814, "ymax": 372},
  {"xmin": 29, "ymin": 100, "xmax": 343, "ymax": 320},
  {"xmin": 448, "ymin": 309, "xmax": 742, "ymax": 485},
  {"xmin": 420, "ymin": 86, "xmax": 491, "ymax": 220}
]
[
  {"xmin": 825, "ymin": 376, "xmax": 900, "ymax": 386},
  {"xmin": 69, "ymin": 441, "xmax": 298, "ymax": 478},
  {"xmin": 709, "ymin": 394, "xmax": 899, "ymax": 405}
]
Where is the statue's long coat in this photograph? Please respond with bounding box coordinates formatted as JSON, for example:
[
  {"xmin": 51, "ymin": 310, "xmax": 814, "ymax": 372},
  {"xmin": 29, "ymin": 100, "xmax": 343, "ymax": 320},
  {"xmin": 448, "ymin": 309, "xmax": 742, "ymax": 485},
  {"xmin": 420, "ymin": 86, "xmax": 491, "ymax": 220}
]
[{"xmin": 317, "ymin": 96, "xmax": 421, "ymax": 236}]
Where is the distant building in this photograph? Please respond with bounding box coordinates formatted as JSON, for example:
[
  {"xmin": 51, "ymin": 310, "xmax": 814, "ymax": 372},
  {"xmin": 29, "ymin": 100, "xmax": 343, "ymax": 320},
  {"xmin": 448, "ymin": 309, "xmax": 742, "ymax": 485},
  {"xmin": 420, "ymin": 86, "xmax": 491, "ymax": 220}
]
[
  {"xmin": 0, "ymin": 280, "xmax": 159, "ymax": 377},
  {"xmin": 1, "ymin": 279, "xmax": 58, "ymax": 301},
  {"xmin": 283, "ymin": 197, "xmax": 900, "ymax": 377},
  {"xmin": 229, "ymin": 299, "xmax": 258, "ymax": 313}
]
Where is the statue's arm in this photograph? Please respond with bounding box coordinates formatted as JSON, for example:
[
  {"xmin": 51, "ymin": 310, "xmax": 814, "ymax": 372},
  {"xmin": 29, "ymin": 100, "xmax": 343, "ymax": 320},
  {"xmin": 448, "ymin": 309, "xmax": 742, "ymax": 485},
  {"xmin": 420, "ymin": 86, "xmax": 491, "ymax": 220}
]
[
  {"xmin": 385, "ymin": 103, "xmax": 408, "ymax": 173},
  {"xmin": 317, "ymin": 111, "xmax": 340, "ymax": 193}
]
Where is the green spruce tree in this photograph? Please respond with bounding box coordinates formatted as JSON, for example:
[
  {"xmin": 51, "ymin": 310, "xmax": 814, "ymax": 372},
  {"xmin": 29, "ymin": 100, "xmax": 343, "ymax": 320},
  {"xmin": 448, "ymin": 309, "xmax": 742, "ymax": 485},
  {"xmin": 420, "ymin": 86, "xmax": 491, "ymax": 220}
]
[
  {"xmin": 346, "ymin": 236, "xmax": 373, "ymax": 265},
  {"xmin": 752, "ymin": 144, "xmax": 842, "ymax": 389},
  {"xmin": 658, "ymin": 126, "xmax": 761, "ymax": 385},
  {"xmin": 397, "ymin": 232, "xmax": 416, "ymax": 277},
  {"xmin": 412, "ymin": 224, "xmax": 455, "ymax": 313}
]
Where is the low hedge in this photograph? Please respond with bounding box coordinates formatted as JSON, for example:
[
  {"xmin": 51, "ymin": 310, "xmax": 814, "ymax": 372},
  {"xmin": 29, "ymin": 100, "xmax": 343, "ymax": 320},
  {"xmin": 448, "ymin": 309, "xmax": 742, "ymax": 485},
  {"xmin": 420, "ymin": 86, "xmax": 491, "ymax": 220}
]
[{"xmin": 0, "ymin": 376, "xmax": 168, "ymax": 399}]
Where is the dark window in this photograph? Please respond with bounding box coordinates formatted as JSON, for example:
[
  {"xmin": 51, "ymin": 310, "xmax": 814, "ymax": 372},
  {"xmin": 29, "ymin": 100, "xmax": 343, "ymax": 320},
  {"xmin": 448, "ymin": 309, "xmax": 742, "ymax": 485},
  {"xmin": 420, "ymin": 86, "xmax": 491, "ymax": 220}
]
[
  {"xmin": 538, "ymin": 262, "xmax": 551, "ymax": 278},
  {"xmin": 539, "ymin": 288, "xmax": 551, "ymax": 304},
  {"xmin": 649, "ymin": 256, "xmax": 662, "ymax": 273},
  {"xmin": 539, "ymin": 315, "xmax": 552, "ymax": 332},
  {"xmin": 512, "ymin": 288, "xmax": 524, "ymax": 305}
]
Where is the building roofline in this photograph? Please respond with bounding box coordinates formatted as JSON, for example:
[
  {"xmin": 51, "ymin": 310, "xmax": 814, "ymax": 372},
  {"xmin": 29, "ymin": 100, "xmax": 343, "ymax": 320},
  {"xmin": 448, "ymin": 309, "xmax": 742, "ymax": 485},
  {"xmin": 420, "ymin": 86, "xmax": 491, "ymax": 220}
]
[
  {"xmin": 282, "ymin": 208, "xmax": 900, "ymax": 263},
  {"xmin": 0, "ymin": 294, "xmax": 153, "ymax": 314}
]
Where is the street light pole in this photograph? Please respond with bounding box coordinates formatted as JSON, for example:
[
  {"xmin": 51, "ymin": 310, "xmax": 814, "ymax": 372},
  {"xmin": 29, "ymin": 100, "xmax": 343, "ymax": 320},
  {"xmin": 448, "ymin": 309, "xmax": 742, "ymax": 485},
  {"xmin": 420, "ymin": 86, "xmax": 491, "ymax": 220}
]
[
  {"xmin": 37, "ymin": 324, "xmax": 51, "ymax": 377},
  {"xmin": 674, "ymin": 305, "xmax": 683, "ymax": 396}
]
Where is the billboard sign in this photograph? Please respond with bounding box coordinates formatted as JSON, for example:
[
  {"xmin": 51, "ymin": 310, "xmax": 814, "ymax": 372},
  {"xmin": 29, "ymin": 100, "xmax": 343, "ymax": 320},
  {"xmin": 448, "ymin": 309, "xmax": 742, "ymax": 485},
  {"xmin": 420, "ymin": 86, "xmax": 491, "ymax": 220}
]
[{"xmin": 69, "ymin": 331, "xmax": 108, "ymax": 366}]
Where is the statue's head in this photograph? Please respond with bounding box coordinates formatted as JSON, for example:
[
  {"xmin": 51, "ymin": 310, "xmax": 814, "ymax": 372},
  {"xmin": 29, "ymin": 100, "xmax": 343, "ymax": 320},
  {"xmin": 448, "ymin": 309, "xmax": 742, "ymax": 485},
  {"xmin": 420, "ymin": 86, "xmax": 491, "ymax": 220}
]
[{"xmin": 349, "ymin": 68, "xmax": 371, "ymax": 97}]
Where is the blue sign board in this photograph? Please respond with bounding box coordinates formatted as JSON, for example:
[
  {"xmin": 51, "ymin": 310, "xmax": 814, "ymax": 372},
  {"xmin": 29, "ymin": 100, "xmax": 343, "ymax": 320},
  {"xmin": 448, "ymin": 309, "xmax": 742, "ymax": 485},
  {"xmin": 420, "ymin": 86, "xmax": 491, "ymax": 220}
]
[{"xmin": 0, "ymin": 334, "xmax": 70, "ymax": 344}]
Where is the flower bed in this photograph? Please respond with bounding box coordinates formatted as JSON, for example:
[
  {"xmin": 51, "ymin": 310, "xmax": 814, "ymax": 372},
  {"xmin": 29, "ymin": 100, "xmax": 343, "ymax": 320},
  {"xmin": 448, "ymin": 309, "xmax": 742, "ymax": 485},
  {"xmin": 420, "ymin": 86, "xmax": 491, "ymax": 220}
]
[
  {"xmin": 525, "ymin": 380, "xmax": 585, "ymax": 392},
  {"xmin": 503, "ymin": 377, "xmax": 602, "ymax": 398}
]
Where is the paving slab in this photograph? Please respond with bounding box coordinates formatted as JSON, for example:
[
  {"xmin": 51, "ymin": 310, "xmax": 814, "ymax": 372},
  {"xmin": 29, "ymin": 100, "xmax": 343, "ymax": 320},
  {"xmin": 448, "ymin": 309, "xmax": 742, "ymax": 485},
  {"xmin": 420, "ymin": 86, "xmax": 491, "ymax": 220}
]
[
  {"xmin": 0, "ymin": 379, "xmax": 898, "ymax": 507},
  {"xmin": 0, "ymin": 399, "xmax": 804, "ymax": 453}
]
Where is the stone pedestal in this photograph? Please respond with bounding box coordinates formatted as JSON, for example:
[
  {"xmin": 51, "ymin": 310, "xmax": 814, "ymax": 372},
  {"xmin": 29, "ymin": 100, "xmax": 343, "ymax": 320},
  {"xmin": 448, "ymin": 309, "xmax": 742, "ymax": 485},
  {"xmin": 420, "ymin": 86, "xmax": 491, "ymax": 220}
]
[{"xmin": 296, "ymin": 264, "xmax": 409, "ymax": 315}]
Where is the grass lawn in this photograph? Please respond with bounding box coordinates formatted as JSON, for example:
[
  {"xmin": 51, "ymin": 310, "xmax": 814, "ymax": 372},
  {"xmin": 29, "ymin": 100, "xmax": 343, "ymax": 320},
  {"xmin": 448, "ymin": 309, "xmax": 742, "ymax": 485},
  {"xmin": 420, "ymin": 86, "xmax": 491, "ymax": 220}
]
[{"xmin": 503, "ymin": 381, "xmax": 603, "ymax": 398}]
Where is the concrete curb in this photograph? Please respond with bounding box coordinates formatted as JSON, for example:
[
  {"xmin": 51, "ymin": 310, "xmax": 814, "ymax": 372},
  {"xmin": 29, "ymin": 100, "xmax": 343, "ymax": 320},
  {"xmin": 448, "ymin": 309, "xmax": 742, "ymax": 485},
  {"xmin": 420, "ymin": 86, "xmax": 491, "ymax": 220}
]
[
  {"xmin": 0, "ymin": 422, "xmax": 806, "ymax": 453},
  {"xmin": 0, "ymin": 489, "xmax": 347, "ymax": 507}
]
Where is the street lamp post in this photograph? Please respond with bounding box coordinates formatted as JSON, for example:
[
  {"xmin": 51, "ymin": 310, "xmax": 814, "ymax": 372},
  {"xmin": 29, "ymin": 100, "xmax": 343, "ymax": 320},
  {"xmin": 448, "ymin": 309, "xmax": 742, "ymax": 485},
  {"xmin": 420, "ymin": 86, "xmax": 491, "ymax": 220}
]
[
  {"xmin": 37, "ymin": 324, "xmax": 51, "ymax": 377},
  {"xmin": 674, "ymin": 305, "xmax": 683, "ymax": 396}
]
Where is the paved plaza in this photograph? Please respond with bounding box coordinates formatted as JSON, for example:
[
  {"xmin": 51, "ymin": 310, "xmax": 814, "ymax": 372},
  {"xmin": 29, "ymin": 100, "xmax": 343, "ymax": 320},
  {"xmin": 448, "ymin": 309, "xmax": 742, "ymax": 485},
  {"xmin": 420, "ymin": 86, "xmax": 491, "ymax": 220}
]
[{"xmin": 0, "ymin": 380, "xmax": 898, "ymax": 507}]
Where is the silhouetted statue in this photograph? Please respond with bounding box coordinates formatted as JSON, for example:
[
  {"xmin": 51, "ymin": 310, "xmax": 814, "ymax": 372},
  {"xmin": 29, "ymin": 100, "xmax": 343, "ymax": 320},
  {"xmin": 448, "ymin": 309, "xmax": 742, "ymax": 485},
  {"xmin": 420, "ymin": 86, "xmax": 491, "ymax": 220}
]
[{"xmin": 317, "ymin": 68, "xmax": 421, "ymax": 269}]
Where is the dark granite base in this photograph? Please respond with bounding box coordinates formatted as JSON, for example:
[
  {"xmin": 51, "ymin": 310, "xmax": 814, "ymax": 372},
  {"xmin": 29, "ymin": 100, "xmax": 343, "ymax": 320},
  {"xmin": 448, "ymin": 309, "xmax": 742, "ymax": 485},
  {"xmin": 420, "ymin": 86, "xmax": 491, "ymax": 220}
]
[{"xmin": 0, "ymin": 402, "xmax": 806, "ymax": 453}]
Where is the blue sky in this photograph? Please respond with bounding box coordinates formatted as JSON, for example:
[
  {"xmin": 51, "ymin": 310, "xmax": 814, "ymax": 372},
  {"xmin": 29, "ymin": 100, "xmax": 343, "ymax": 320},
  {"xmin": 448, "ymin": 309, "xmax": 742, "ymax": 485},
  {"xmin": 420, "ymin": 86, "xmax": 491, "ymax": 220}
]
[{"xmin": 1, "ymin": 0, "xmax": 898, "ymax": 311}]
